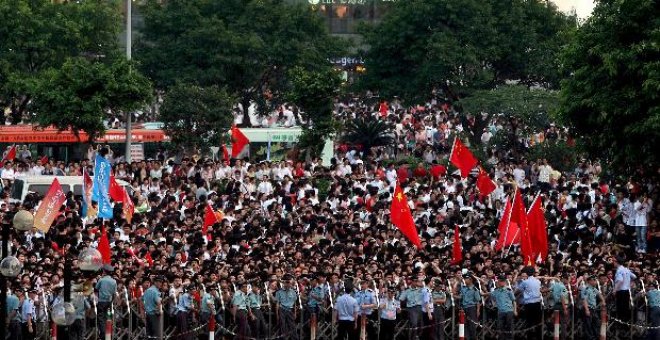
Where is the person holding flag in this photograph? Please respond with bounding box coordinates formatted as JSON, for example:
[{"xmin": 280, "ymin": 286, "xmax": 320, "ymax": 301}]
[{"xmin": 389, "ymin": 182, "xmax": 421, "ymax": 249}]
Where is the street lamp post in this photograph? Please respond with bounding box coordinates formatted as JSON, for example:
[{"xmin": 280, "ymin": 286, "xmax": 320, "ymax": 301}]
[
  {"xmin": 125, "ymin": 0, "xmax": 133, "ymax": 163},
  {"xmin": 0, "ymin": 210, "xmax": 32, "ymax": 340}
]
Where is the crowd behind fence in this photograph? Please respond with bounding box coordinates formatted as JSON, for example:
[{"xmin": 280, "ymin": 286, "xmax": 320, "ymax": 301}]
[{"xmin": 27, "ymin": 277, "xmax": 660, "ymax": 340}]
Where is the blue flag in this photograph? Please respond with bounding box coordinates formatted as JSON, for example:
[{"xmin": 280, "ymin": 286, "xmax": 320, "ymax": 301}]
[{"xmin": 92, "ymin": 154, "xmax": 113, "ymax": 219}]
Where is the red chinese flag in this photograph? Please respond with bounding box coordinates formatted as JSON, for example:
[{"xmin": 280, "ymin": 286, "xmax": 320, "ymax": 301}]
[
  {"xmin": 40, "ymin": 155, "xmax": 48, "ymax": 166},
  {"xmin": 476, "ymin": 168, "xmax": 497, "ymax": 196},
  {"xmin": 390, "ymin": 183, "xmax": 422, "ymax": 249},
  {"xmin": 98, "ymin": 227, "xmax": 112, "ymax": 265},
  {"xmin": 203, "ymin": 204, "xmax": 218, "ymax": 234},
  {"xmin": 222, "ymin": 145, "xmax": 229, "ymax": 162},
  {"xmin": 231, "ymin": 126, "xmax": 250, "ymax": 158},
  {"xmin": 33, "ymin": 178, "xmax": 67, "ymax": 233},
  {"xmin": 527, "ymin": 195, "xmax": 548, "ymax": 262},
  {"xmin": 109, "ymin": 174, "xmax": 124, "ymax": 202},
  {"xmin": 512, "ymin": 188, "xmax": 533, "ymax": 265},
  {"xmin": 451, "ymin": 225, "xmax": 463, "ymax": 265},
  {"xmin": 449, "ymin": 137, "xmax": 478, "ymax": 178},
  {"xmin": 122, "ymin": 189, "xmax": 134, "ymax": 223},
  {"xmin": 496, "ymin": 197, "xmax": 520, "ymax": 251},
  {"xmin": 145, "ymin": 252, "xmax": 154, "ymax": 267},
  {"xmin": 2, "ymin": 145, "xmax": 16, "ymax": 163}
]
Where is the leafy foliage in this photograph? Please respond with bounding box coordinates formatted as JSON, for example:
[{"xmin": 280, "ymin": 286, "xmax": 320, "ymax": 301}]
[
  {"xmin": 29, "ymin": 57, "xmax": 153, "ymax": 141},
  {"xmin": 159, "ymin": 84, "xmax": 234, "ymax": 152},
  {"xmin": 137, "ymin": 0, "xmax": 345, "ymax": 116},
  {"xmin": 527, "ymin": 140, "xmax": 581, "ymax": 173},
  {"xmin": 341, "ymin": 118, "xmax": 394, "ymax": 155},
  {"xmin": 460, "ymin": 85, "xmax": 559, "ymax": 132},
  {"xmin": 358, "ymin": 0, "xmax": 576, "ymax": 103},
  {"xmin": 0, "ymin": 0, "xmax": 121, "ymax": 124},
  {"xmin": 559, "ymin": 0, "xmax": 660, "ymax": 167}
]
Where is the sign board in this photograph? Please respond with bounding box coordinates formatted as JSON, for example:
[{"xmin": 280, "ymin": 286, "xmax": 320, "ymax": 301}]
[{"xmin": 130, "ymin": 144, "xmax": 144, "ymax": 162}]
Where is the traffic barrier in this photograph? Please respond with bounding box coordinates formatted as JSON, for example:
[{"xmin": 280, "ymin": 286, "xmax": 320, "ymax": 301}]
[
  {"xmin": 458, "ymin": 309, "xmax": 465, "ymax": 340},
  {"xmin": 209, "ymin": 314, "xmax": 216, "ymax": 340},
  {"xmin": 50, "ymin": 322, "xmax": 57, "ymax": 340},
  {"xmin": 105, "ymin": 317, "xmax": 113, "ymax": 340},
  {"xmin": 600, "ymin": 306, "xmax": 607, "ymax": 340}
]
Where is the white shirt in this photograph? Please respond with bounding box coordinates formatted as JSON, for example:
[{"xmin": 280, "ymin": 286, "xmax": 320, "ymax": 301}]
[
  {"xmin": 634, "ymin": 201, "xmax": 649, "ymax": 226},
  {"xmin": 1, "ymin": 168, "xmax": 15, "ymax": 180}
]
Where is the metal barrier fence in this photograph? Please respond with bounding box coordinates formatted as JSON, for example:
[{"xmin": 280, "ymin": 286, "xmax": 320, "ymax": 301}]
[{"xmin": 30, "ymin": 292, "xmax": 660, "ymax": 340}]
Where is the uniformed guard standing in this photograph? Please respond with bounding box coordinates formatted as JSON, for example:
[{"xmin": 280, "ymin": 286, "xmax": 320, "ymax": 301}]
[
  {"xmin": 487, "ymin": 274, "xmax": 517, "ymax": 336},
  {"xmin": 248, "ymin": 282, "xmax": 267, "ymax": 339},
  {"xmin": 307, "ymin": 275, "xmax": 327, "ymax": 337},
  {"xmin": 457, "ymin": 273, "xmax": 481, "ymax": 340},
  {"xmin": 378, "ymin": 287, "xmax": 400, "ymax": 340},
  {"xmin": 581, "ymin": 276, "xmax": 604, "ymax": 340},
  {"xmin": 355, "ymin": 280, "xmax": 377, "ymax": 340},
  {"xmin": 231, "ymin": 281, "xmax": 251, "ymax": 339},
  {"xmin": 645, "ymin": 281, "xmax": 660, "ymax": 340},
  {"xmin": 95, "ymin": 265, "xmax": 117, "ymax": 339},
  {"xmin": 431, "ymin": 279, "xmax": 447, "ymax": 340},
  {"xmin": 176, "ymin": 285, "xmax": 195, "ymax": 340},
  {"xmin": 143, "ymin": 277, "xmax": 163, "ymax": 339},
  {"xmin": 550, "ymin": 274, "xmax": 570, "ymax": 340},
  {"xmin": 6, "ymin": 288, "xmax": 21, "ymax": 339},
  {"xmin": 200, "ymin": 284, "xmax": 216, "ymax": 325},
  {"xmin": 21, "ymin": 288, "xmax": 36, "ymax": 340},
  {"xmin": 420, "ymin": 278, "xmax": 434, "ymax": 340},
  {"xmin": 335, "ymin": 282, "xmax": 359, "ymax": 340},
  {"xmin": 400, "ymin": 277, "xmax": 423, "ymax": 339},
  {"xmin": 275, "ymin": 275, "xmax": 299, "ymax": 340}
]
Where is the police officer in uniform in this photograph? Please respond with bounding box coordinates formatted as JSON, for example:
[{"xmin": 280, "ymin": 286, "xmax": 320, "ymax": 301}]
[
  {"xmin": 175, "ymin": 284, "xmax": 195, "ymax": 340},
  {"xmin": 6, "ymin": 287, "xmax": 21, "ymax": 339},
  {"xmin": 457, "ymin": 273, "xmax": 481, "ymax": 340},
  {"xmin": 248, "ymin": 281, "xmax": 267, "ymax": 339},
  {"xmin": 400, "ymin": 277, "xmax": 423, "ymax": 339},
  {"xmin": 231, "ymin": 281, "xmax": 250, "ymax": 339},
  {"xmin": 275, "ymin": 275, "xmax": 299, "ymax": 340},
  {"xmin": 143, "ymin": 276, "xmax": 163, "ymax": 339},
  {"xmin": 95, "ymin": 265, "xmax": 117, "ymax": 339},
  {"xmin": 581, "ymin": 276, "xmax": 603, "ymax": 340},
  {"xmin": 335, "ymin": 281, "xmax": 359, "ymax": 340},
  {"xmin": 550, "ymin": 274, "xmax": 570, "ymax": 340},
  {"xmin": 420, "ymin": 277, "xmax": 434, "ymax": 340},
  {"xmin": 378, "ymin": 286, "xmax": 400, "ymax": 340},
  {"xmin": 487, "ymin": 274, "xmax": 517, "ymax": 335},
  {"xmin": 645, "ymin": 281, "xmax": 660, "ymax": 340},
  {"xmin": 515, "ymin": 266, "xmax": 542, "ymax": 339},
  {"xmin": 200, "ymin": 283, "xmax": 216, "ymax": 325},
  {"xmin": 431, "ymin": 279, "xmax": 447, "ymax": 340},
  {"xmin": 307, "ymin": 275, "xmax": 327, "ymax": 336},
  {"xmin": 20, "ymin": 288, "xmax": 36, "ymax": 340},
  {"xmin": 355, "ymin": 280, "xmax": 377, "ymax": 340}
]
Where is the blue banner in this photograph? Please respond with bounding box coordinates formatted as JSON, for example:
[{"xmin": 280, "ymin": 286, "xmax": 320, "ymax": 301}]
[{"xmin": 92, "ymin": 154, "xmax": 113, "ymax": 219}]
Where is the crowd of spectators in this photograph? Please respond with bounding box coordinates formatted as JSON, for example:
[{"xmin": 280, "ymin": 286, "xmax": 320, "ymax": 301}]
[{"xmin": 0, "ymin": 98, "xmax": 657, "ymax": 340}]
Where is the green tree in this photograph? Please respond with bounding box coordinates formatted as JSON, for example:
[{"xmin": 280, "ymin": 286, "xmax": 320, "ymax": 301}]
[
  {"xmin": 559, "ymin": 0, "xmax": 660, "ymax": 167},
  {"xmin": 0, "ymin": 0, "xmax": 121, "ymax": 124},
  {"xmin": 358, "ymin": 0, "xmax": 575, "ymax": 103},
  {"xmin": 30, "ymin": 57, "xmax": 153, "ymax": 141},
  {"xmin": 286, "ymin": 67, "xmax": 342, "ymax": 158},
  {"xmin": 341, "ymin": 118, "xmax": 394, "ymax": 156},
  {"xmin": 159, "ymin": 84, "xmax": 234, "ymax": 152},
  {"xmin": 137, "ymin": 0, "xmax": 344, "ymax": 120}
]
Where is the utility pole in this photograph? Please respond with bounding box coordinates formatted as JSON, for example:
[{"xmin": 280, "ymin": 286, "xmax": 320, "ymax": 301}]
[{"xmin": 124, "ymin": 0, "xmax": 133, "ymax": 163}]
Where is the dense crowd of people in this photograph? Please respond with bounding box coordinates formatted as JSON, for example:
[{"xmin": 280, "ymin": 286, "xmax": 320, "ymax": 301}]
[{"xmin": 0, "ymin": 98, "xmax": 658, "ymax": 340}]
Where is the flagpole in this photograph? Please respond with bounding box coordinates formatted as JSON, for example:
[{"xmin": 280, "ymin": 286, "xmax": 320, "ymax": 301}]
[
  {"xmin": 504, "ymin": 228, "xmax": 520, "ymax": 257},
  {"xmin": 448, "ymin": 136, "xmax": 458, "ymax": 164},
  {"xmin": 501, "ymin": 193, "xmax": 514, "ymax": 258}
]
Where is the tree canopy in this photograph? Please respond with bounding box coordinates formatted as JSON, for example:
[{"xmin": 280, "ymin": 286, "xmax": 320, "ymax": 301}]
[
  {"xmin": 160, "ymin": 84, "xmax": 234, "ymax": 152},
  {"xmin": 0, "ymin": 0, "xmax": 121, "ymax": 124},
  {"xmin": 137, "ymin": 0, "xmax": 345, "ymax": 116},
  {"xmin": 358, "ymin": 0, "xmax": 576, "ymax": 103},
  {"xmin": 30, "ymin": 57, "xmax": 153, "ymax": 141},
  {"xmin": 559, "ymin": 0, "xmax": 660, "ymax": 167}
]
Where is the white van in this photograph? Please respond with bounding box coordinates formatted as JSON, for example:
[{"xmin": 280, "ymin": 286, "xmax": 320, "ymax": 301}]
[{"xmin": 9, "ymin": 176, "xmax": 131, "ymax": 203}]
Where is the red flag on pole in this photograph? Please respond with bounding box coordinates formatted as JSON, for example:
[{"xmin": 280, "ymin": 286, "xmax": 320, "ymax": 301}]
[
  {"xmin": 203, "ymin": 204, "xmax": 218, "ymax": 234},
  {"xmin": 496, "ymin": 197, "xmax": 520, "ymax": 251},
  {"xmin": 451, "ymin": 225, "xmax": 463, "ymax": 265},
  {"xmin": 527, "ymin": 194, "xmax": 548, "ymax": 262},
  {"xmin": 40, "ymin": 155, "xmax": 48, "ymax": 166},
  {"xmin": 98, "ymin": 227, "xmax": 112, "ymax": 265},
  {"xmin": 390, "ymin": 183, "xmax": 422, "ymax": 249},
  {"xmin": 1, "ymin": 145, "xmax": 16, "ymax": 163},
  {"xmin": 476, "ymin": 167, "xmax": 497, "ymax": 196},
  {"xmin": 449, "ymin": 137, "xmax": 478, "ymax": 178},
  {"xmin": 511, "ymin": 188, "xmax": 533, "ymax": 265},
  {"xmin": 144, "ymin": 252, "xmax": 154, "ymax": 267},
  {"xmin": 231, "ymin": 126, "xmax": 250, "ymax": 158},
  {"xmin": 109, "ymin": 174, "xmax": 124, "ymax": 202}
]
